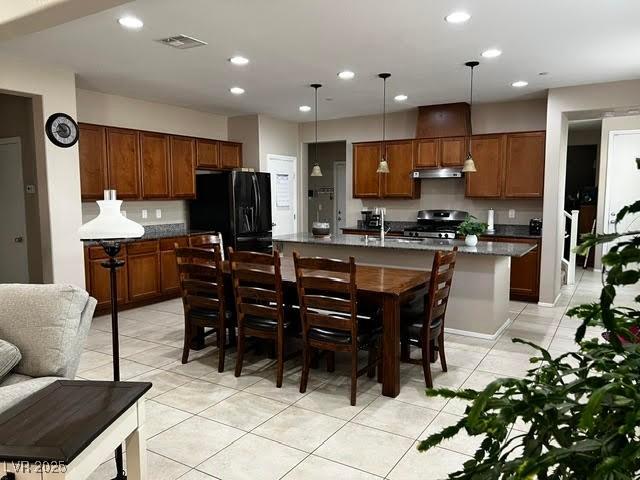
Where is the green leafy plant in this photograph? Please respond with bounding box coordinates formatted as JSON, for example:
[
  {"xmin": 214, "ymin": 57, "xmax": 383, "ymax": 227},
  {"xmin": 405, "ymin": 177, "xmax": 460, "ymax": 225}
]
[
  {"xmin": 457, "ymin": 215, "xmax": 488, "ymax": 237},
  {"xmin": 419, "ymin": 160, "xmax": 640, "ymax": 479}
]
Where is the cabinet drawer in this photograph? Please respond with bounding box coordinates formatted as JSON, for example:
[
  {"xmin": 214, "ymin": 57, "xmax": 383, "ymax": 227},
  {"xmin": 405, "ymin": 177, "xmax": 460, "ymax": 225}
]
[
  {"xmin": 87, "ymin": 245, "xmax": 125, "ymax": 260},
  {"xmin": 160, "ymin": 236, "xmax": 188, "ymax": 251},
  {"xmin": 126, "ymin": 240, "xmax": 159, "ymax": 255}
]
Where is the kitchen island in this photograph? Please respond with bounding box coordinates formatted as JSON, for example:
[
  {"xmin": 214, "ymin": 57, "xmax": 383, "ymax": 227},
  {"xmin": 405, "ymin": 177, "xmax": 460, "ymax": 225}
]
[{"xmin": 273, "ymin": 232, "xmax": 537, "ymax": 338}]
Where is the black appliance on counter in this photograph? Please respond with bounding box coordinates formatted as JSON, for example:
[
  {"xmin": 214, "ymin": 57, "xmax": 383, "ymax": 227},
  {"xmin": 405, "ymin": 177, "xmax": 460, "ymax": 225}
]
[
  {"xmin": 189, "ymin": 171, "xmax": 273, "ymax": 253},
  {"xmin": 403, "ymin": 210, "xmax": 468, "ymax": 239},
  {"xmin": 529, "ymin": 218, "xmax": 543, "ymax": 236}
]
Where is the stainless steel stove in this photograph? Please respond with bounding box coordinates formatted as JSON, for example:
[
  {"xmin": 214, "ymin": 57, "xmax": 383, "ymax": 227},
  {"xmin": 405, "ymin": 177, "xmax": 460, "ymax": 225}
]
[{"xmin": 403, "ymin": 210, "xmax": 468, "ymax": 239}]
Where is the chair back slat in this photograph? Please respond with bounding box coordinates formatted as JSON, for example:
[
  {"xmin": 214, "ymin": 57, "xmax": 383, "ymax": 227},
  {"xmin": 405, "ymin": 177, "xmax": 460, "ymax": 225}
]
[
  {"xmin": 229, "ymin": 249, "xmax": 284, "ymax": 329},
  {"xmin": 175, "ymin": 247, "xmax": 225, "ymax": 319},
  {"xmin": 293, "ymin": 252, "xmax": 358, "ymax": 343},
  {"xmin": 188, "ymin": 234, "xmax": 225, "ymax": 260},
  {"xmin": 425, "ymin": 247, "xmax": 458, "ymax": 329}
]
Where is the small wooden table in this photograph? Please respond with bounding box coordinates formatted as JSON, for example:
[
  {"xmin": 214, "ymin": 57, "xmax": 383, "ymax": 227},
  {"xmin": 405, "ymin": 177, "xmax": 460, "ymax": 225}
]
[
  {"xmin": 223, "ymin": 258, "xmax": 429, "ymax": 397},
  {"xmin": 0, "ymin": 380, "xmax": 151, "ymax": 480}
]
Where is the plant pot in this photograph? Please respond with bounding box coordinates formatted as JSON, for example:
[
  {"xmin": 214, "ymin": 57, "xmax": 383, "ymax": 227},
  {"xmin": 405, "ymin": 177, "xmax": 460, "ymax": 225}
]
[{"xmin": 465, "ymin": 234, "xmax": 478, "ymax": 247}]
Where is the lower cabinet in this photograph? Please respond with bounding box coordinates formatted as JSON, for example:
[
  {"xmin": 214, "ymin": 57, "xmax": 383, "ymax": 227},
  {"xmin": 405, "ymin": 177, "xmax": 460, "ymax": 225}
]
[{"xmin": 85, "ymin": 236, "xmax": 188, "ymax": 313}]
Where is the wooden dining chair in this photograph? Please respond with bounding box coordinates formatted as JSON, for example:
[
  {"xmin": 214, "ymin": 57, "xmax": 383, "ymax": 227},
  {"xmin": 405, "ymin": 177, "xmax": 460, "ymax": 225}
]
[
  {"xmin": 175, "ymin": 245, "xmax": 233, "ymax": 372},
  {"xmin": 293, "ymin": 252, "xmax": 382, "ymax": 406},
  {"xmin": 400, "ymin": 247, "xmax": 458, "ymax": 388},
  {"xmin": 189, "ymin": 233, "xmax": 225, "ymax": 258},
  {"xmin": 229, "ymin": 248, "xmax": 299, "ymax": 387}
]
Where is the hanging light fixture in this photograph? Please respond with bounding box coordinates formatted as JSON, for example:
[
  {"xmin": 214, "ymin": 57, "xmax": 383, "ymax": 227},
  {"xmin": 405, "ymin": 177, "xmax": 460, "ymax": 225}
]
[
  {"xmin": 462, "ymin": 61, "xmax": 479, "ymax": 173},
  {"xmin": 309, "ymin": 83, "xmax": 323, "ymax": 177},
  {"xmin": 376, "ymin": 73, "xmax": 391, "ymax": 173}
]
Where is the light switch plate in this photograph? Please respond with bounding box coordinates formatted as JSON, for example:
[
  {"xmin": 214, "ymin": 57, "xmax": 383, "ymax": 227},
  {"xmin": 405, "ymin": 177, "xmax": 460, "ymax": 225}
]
[
  {"xmin": 508, "ymin": 209, "xmax": 516, "ymax": 219},
  {"xmin": 141, "ymin": 209, "xmax": 148, "ymax": 219},
  {"xmin": 155, "ymin": 209, "xmax": 162, "ymax": 219}
]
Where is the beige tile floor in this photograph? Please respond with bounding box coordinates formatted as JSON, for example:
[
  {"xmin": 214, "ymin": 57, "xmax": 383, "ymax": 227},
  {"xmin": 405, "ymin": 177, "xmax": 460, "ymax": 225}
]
[{"xmin": 80, "ymin": 269, "xmax": 625, "ymax": 480}]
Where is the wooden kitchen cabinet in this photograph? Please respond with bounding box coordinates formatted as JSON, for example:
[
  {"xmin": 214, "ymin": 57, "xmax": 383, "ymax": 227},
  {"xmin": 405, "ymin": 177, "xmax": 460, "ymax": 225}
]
[
  {"xmin": 414, "ymin": 136, "xmax": 466, "ymax": 169},
  {"xmin": 465, "ymin": 134, "xmax": 505, "ymax": 198},
  {"xmin": 126, "ymin": 241, "xmax": 161, "ymax": 302},
  {"xmin": 140, "ymin": 131, "xmax": 170, "ymax": 198},
  {"xmin": 170, "ymin": 136, "xmax": 196, "ymax": 198},
  {"xmin": 440, "ymin": 137, "xmax": 467, "ymax": 167},
  {"xmin": 382, "ymin": 140, "xmax": 419, "ymax": 198},
  {"xmin": 79, "ymin": 124, "xmax": 108, "ymax": 200},
  {"xmin": 160, "ymin": 236, "xmax": 187, "ymax": 294},
  {"xmin": 353, "ymin": 142, "xmax": 382, "ymax": 198},
  {"xmin": 414, "ymin": 138, "xmax": 439, "ymax": 168},
  {"xmin": 106, "ymin": 127, "xmax": 141, "ymax": 199},
  {"xmin": 504, "ymin": 131, "xmax": 545, "ymax": 198},
  {"xmin": 196, "ymin": 138, "xmax": 219, "ymax": 169},
  {"xmin": 84, "ymin": 246, "xmax": 127, "ymax": 310},
  {"xmin": 219, "ymin": 141, "xmax": 242, "ymax": 169}
]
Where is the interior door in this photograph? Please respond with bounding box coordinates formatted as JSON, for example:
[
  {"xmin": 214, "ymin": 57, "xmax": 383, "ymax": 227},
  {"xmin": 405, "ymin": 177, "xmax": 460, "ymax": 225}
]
[
  {"xmin": 604, "ymin": 130, "xmax": 640, "ymax": 256},
  {"xmin": 0, "ymin": 139, "xmax": 29, "ymax": 283},
  {"xmin": 267, "ymin": 154, "xmax": 297, "ymax": 236},
  {"xmin": 334, "ymin": 161, "xmax": 346, "ymax": 234}
]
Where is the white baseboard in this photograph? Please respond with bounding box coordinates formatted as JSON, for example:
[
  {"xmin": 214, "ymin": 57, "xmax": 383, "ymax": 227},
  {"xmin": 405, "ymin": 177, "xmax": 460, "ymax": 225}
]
[
  {"xmin": 445, "ymin": 316, "xmax": 513, "ymax": 341},
  {"xmin": 538, "ymin": 292, "xmax": 562, "ymax": 308}
]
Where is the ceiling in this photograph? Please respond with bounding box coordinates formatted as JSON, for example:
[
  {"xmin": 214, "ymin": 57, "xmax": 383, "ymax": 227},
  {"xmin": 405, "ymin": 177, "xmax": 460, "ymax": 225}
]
[{"xmin": 1, "ymin": 0, "xmax": 640, "ymax": 121}]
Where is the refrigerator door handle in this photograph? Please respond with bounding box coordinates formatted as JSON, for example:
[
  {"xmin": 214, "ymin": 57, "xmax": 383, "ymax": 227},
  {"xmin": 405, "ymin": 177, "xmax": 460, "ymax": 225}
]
[{"xmin": 252, "ymin": 173, "xmax": 260, "ymax": 232}]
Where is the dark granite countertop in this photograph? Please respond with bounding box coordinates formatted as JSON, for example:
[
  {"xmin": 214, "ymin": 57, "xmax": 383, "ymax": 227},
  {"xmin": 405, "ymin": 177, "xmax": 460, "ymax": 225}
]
[
  {"xmin": 83, "ymin": 223, "xmax": 215, "ymax": 246},
  {"xmin": 342, "ymin": 222, "xmax": 541, "ymax": 239}
]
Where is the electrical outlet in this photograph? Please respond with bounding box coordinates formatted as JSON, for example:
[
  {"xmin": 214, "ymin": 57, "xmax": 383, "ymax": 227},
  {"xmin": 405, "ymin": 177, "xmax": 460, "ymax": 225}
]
[
  {"xmin": 508, "ymin": 209, "xmax": 516, "ymax": 219},
  {"xmin": 141, "ymin": 209, "xmax": 148, "ymax": 219},
  {"xmin": 155, "ymin": 209, "xmax": 162, "ymax": 219}
]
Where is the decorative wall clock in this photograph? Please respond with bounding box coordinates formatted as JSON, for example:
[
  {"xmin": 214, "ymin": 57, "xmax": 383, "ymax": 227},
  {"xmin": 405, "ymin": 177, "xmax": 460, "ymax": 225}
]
[{"xmin": 45, "ymin": 113, "xmax": 79, "ymax": 148}]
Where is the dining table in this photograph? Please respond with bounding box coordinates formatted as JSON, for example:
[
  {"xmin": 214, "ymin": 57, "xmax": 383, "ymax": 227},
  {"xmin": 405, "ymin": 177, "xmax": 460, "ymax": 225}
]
[{"xmin": 222, "ymin": 256, "xmax": 429, "ymax": 398}]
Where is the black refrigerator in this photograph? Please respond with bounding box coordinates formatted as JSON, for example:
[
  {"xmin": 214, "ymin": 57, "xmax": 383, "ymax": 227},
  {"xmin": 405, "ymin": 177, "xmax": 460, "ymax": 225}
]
[{"xmin": 189, "ymin": 171, "xmax": 273, "ymax": 253}]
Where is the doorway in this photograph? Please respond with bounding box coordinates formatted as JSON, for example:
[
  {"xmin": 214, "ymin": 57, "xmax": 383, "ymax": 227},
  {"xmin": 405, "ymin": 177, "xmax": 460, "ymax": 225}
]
[
  {"xmin": 334, "ymin": 161, "xmax": 346, "ymax": 234},
  {"xmin": 0, "ymin": 137, "xmax": 29, "ymax": 283},
  {"xmin": 267, "ymin": 154, "xmax": 297, "ymax": 236},
  {"xmin": 307, "ymin": 141, "xmax": 347, "ymax": 233}
]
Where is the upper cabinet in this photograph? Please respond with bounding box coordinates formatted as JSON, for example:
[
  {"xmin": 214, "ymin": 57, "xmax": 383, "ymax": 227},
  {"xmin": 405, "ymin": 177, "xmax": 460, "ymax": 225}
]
[
  {"xmin": 78, "ymin": 122, "xmax": 242, "ymax": 200},
  {"xmin": 465, "ymin": 134, "xmax": 505, "ymax": 198},
  {"xmin": 414, "ymin": 136, "xmax": 465, "ymax": 169},
  {"xmin": 413, "ymin": 138, "xmax": 439, "ymax": 168},
  {"xmin": 353, "ymin": 141, "xmax": 418, "ymax": 199},
  {"xmin": 79, "ymin": 124, "xmax": 108, "ymax": 200},
  {"xmin": 220, "ymin": 141, "xmax": 242, "ymax": 169},
  {"xmin": 504, "ymin": 132, "xmax": 545, "ymax": 198},
  {"xmin": 440, "ymin": 137, "xmax": 466, "ymax": 167},
  {"xmin": 169, "ymin": 136, "xmax": 196, "ymax": 199},
  {"xmin": 106, "ymin": 127, "xmax": 141, "ymax": 199}
]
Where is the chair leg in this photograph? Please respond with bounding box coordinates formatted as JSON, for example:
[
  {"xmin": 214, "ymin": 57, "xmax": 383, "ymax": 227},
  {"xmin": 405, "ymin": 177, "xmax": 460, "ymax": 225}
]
[
  {"xmin": 367, "ymin": 343, "xmax": 376, "ymax": 378},
  {"xmin": 326, "ymin": 351, "xmax": 335, "ymax": 373},
  {"xmin": 276, "ymin": 335, "xmax": 284, "ymax": 388},
  {"xmin": 377, "ymin": 338, "xmax": 383, "ymax": 384},
  {"xmin": 300, "ymin": 346, "xmax": 310, "ymax": 394},
  {"xmin": 401, "ymin": 336, "xmax": 410, "ymax": 362},
  {"xmin": 217, "ymin": 325, "xmax": 226, "ymax": 373},
  {"xmin": 438, "ymin": 331, "xmax": 448, "ymax": 373},
  {"xmin": 234, "ymin": 330, "xmax": 245, "ymax": 378},
  {"xmin": 181, "ymin": 321, "xmax": 191, "ymax": 364},
  {"xmin": 421, "ymin": 340, "xmax": 433, "ymax": 388},
  {"xmin": 350, "ymin": 349, "xmax": 358, "ymax": 406},
  {"xmin": 430, "ymin": 339, "xmax": 438, "ymax": 363}
]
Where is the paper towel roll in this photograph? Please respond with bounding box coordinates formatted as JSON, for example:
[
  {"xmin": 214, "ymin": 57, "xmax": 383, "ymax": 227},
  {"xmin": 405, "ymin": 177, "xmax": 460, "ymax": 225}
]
[{"xmin": 487, "ymin": 209, "xmax": 495, "ymax": 232}]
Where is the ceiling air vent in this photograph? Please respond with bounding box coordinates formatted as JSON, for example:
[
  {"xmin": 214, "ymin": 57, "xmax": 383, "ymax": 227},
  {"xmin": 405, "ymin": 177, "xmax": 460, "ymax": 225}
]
[{"xmin": 156, "ymin": 34, "xmax": 207, "ymax": 50}]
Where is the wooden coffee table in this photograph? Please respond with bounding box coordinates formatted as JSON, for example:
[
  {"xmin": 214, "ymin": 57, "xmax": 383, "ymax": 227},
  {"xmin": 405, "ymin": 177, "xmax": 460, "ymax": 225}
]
[{"xmin": 0, "ymin": 380, "xmax": 151, "ymax": 480}]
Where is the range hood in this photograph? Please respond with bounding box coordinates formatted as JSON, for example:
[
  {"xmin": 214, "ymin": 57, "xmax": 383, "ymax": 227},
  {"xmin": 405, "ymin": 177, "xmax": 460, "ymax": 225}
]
[{"xmin": 412, "ymin": 167, "xmax": 463, "ymax": 179}]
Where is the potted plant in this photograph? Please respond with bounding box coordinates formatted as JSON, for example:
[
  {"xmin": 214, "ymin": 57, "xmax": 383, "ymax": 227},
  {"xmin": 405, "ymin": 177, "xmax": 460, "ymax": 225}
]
[
  {"xmin": 418, "ymin": 159, "xmax": 640, "ymax": 478},
  {"xmin": 457, "ymin": 215, "xmax": 487, "ymax": 246}
]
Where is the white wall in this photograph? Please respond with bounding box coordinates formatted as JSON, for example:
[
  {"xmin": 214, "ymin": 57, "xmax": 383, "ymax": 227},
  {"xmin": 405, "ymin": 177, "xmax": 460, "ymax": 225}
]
[
  {"xmin": 541, "ymin": 79, "xmax": 640, "ymax": 304},
  {"xmin": 299, "ymin": 99, "xmax": 547, "ymax": 230},
  {"xmin": 0, "ymin": 53, "xmax": 82, "ymax": 286},
  {"xmin": 228, "ymin": 114, "xmax": 259, "ymax": 171},
  {"xmin": 258, "ymin": 115, "xmax": 299, "ymax": 172}
]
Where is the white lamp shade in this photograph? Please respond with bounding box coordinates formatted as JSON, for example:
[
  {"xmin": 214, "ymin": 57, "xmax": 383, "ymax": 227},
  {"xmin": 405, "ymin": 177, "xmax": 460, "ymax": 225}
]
[
  {"xmin": 462, "ymin": 154, "xmax": 477, "ymax": 173},
  {"xmin": 78, "ymin": 200, "xmax": 145, "ymax": 240},
  {"xmin": 310, "ymin": 164, "xmax": 323, "ymax": 177},
  {"xmin": 376, "ymin": 159, "xmax": 390, "ymax": 174}
]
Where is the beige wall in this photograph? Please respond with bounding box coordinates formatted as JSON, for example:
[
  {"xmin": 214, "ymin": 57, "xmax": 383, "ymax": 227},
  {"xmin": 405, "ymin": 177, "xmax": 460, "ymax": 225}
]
[
  {"xmin": 228, "ymin": 114, "xmax": 259, "ymax": 171},
  {"xmin": 258, "ymin": 115, "xmax": 299, "ymax": 171},
  {"xmin": 82, "ymin": 199, "xmax": 187, "ymax": 227},
  {"xmin": 0, "ymin": 53, "xmax": 82, "ymax": 286},
  {"xmin": 541, "ymin": 79, "xmax": 640, "ymax": 304},
  {"xmin": 0, "ymin": 93, "xmax": 43, "ymax": 282},
  {"xmin": 299, "ymin": 99, "xmax": 547, "ymax": 229}
]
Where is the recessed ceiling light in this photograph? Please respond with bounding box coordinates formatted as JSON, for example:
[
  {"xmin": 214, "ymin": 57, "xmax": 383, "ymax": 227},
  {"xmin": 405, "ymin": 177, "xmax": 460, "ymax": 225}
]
[
  {"xmin": 229, "ymin": 56, "xmax": 249, "ymax": 66},
  {"xmin": 481, "ymin": 49, "xmax": 502, "ymax": 58},
  {"xmin": 538, "ymin": 71, "xmax": 549, "ymax": 76},
  {"xmin": 118, "ymin": 16, "xmax": 143, "ymax": 30},
  {"xmin": 338, "ymin": 70, "xmax": 355, "ymax": 80},
  {"xmin": 445, "ymin": 11, "xmax": 471, "ymax": 24},
  {"xmin": 511, "ymin": 80, "xmax": 528, "ymax": 88},
  {"xmin": 229, "ymin": 87, "xmax": 245, "ymax": 95},
  {"xmin": 603, "ymin": 112, "xmax": 615, "ymax": 117},
  {"xmin": 394, "ymin": 94, "xmax": 408, "ymax": 102},
  {"xmin": 299, "ymin": 105, "xmax": 311, "ymax": 112}
]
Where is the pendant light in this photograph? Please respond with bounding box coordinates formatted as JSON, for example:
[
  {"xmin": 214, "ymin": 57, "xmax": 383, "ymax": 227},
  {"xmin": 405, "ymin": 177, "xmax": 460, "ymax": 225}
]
[
  {"xmin": 376, "ymin": 73, "xmax": 391, "ymax": 174},
  {"xmin": 462, "ymin": 61, "xmax": 479, "ymax": 173},
  {"xmin": 309, "ymin": 83, "xmax": 323, "ymax": 177}
]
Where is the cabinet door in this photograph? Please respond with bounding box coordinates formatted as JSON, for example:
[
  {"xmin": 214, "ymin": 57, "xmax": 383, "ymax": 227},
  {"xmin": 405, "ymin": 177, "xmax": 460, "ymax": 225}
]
[
  {"xmin": 106, "ymin": 127, "xmax": 141, "ymax": 199},
  {"xmin": 382, "ymin": 140, "xmax": 418, "ymax": 198},
  {"xmin": 127, "ymin": 254, "xmax": 161, "ymax": 302},
  {"xmin": 352, "ymin": 142, "xmax": 382, "ymax": 198},
  {"xmin": 219, "ymin": 141, "xmax": 242, "ymax": 169},
  {"xmin": 196, "ymin": 139, "xmax": 219, "ymax": 169},
  {"xmin": 413, "ymin": 138, "xmax": 439, "ymax": 168},
  {"xmin": 79, "ymin": 124, "xmax": 108, "ymax": 200},
  {"xmin": 140, "ymin": 131, "xmax": 170, "ymax": 199},
  {"xmin": 510, "ymin": 240, "xmax": 541, "ymax": 302},
  {"xmin": 504, "ymin": 132, "xmax": 545, "ymax": 198},
  {"xmin": 160, "ymin": 237, "xmax": 187, "ymax": 295},
  {"xmin": 465, "ymin": 135, "xmax": 505, "ymax": 198},
  {"xmin": 440, "ymin": 137, "xmax": 467, "ymax": 167},
  {"xmin": 170, "ymin": 136, "xmax": 196, "ymax": 198},
  {"xmin": 85, "ymin": 248, "xmax": 127, "ymax": 310}
]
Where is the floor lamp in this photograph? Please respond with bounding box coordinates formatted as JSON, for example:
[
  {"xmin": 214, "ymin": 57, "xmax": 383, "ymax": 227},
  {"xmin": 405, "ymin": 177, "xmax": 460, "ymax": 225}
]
[{"xmin": 78, "ymin": 190, "xmax": 144, "ymax": 480}]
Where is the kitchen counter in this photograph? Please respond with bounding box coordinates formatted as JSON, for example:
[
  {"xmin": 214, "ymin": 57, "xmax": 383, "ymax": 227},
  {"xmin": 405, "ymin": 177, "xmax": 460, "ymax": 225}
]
[
  {"xmin": 274, "ymin": 232, "xmax": 536, "ymax": 258},
  {"xmin": 342, "ymin": 223, "xmax": 541, "ymax": 239},
  {"xmin": 82, "ymin": 223, "xmax": 215, "ymax": 245}
]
